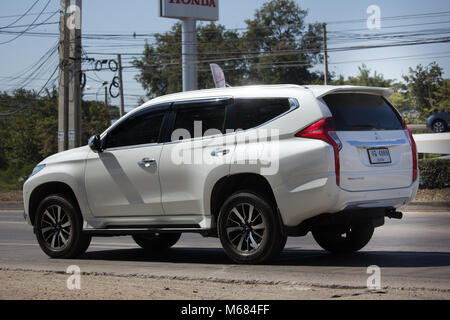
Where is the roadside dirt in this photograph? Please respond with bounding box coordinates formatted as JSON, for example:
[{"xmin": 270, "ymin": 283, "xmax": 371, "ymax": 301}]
[
  {"xmin": 0, "ymin": 191, "xmax": 23, "ymax": 202},
  {"xmin": 0, "ymin": 269, "xmax": 447, "ymax": 300},
  {"xmin": 0, "ymin": 189, "xmax": 449, "ymax": 203}
]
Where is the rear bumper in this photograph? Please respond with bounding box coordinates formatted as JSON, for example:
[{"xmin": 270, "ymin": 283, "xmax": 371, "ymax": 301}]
[{"xmin": 274, "ymin": 174, "xmax": 419, "ymax": 227}]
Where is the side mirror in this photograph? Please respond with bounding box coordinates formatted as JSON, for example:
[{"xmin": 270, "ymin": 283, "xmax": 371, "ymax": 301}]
[{"xmin": 88, "ymin": 134, "xmax": 103, "ymax": 153}]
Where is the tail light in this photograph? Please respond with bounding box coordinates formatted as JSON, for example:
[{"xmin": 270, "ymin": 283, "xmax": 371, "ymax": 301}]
[
  {"xmin": 402, "ymin": 119, "xmax": 418, "ymax": 182},
  {"xmin": 295, "ymin": 117, "xmax": 342, "ymax": 186}
]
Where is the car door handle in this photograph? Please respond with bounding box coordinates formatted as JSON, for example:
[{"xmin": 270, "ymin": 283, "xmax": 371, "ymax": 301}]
[
  {"xmin": 211, "ymin": 148, "xmax": 230, "ymax": 157},
  {"xmin": 138, "ymin": 158, "xmax": 156, "ymax": 167}
]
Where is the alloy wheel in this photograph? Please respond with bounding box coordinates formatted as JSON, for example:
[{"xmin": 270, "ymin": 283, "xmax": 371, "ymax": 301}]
[
  {"xmin": 40, "ymin": 204, "xmax": 72, "ymax": 250},
  {"xmin": 225, "ymin": 203, "xmax": 266, "ymax": 254},
  {"xmin": 433, "ymin": 121, "xmax": 446, "ymax": 133}
]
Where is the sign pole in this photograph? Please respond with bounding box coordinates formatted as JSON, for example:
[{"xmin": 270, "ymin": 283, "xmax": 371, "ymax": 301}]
[
  {"xmin": 182, "ymin": 18, "xmax": 197, "ymax": 92},
  {"xmin": 159, "ymin": 0, "xmax": 218, "ymax": 92}
]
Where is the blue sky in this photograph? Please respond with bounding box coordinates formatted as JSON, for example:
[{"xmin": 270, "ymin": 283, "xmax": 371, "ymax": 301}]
[{"xmin": 0, "ymin": 0, "xmax": 449, "ymax": 111}]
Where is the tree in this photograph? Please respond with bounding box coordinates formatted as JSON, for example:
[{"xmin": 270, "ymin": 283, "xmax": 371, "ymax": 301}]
[
  {"xmin": 133, "ymin": 23, "xmax": 243, "ymax": 98},
  {"xmin": 242, "ymin": 0, "xmax": 322, "ymax": 85},
  {"xmin": 133, "ymin": 0, "xmax": 323, "ymax": 97},
  {"xmin": 0, "ymin": 90, "xmax": 119, "ymax": 190},
  {"xmin": 403, "ymin": 62, "xmax": 443, "ymax": 117},
  {"xmin": 334, "ymin": 64, "xmax": 395, "ymax": 88},
  {"xmin": 390, "ymin": 91, "xmax": 410, "ymax": 113},
  {"xmin": 427, "ymin": 78, "xmax": 450, "ymax": 114}
]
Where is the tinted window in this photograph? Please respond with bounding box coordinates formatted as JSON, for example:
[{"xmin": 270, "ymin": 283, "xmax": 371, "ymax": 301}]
[
  {"xmin": 105, "ymin": 111, "xmax": 165, "ymax": 148},
  {"xmin": 230, "ymin": 98, "xmax": 292, "ymax": 130},
  {"xmin": 172, "ymin": 106, "xmax": 225, "ymax": 141},
  {"xmin": 323, "ymin": 93, "xmax": 403, "ymax": 131}
]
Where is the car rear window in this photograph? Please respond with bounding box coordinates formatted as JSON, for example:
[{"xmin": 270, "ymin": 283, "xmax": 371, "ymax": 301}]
[{"xmin": 323, "ymin": 93, "xmax": 403, "ymax": 131}]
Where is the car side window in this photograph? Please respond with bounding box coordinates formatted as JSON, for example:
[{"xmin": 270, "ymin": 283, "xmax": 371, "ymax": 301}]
[
  {"xmin": 105, "ymin": 110, "xmax": 165, "ymax": 149},
  {"xmin": 171, "ymin": 106, "xmax": 225, "ymax": 141},
  {"xmin": 229, "ymin": 98, "xmax": 292, "ymax": 130}
]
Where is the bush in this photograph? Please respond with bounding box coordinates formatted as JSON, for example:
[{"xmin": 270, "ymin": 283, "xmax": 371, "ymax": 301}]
[
  {"xmin": 419, "ymin": 158, "xmax": 450, "ymax": 189},
  {"xmin": 0, "ymin": 164, "xmax": 35, "ymax": 192}
]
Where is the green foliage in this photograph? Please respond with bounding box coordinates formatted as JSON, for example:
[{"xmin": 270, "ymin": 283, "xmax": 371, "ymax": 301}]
[
  {"xmin": 403, "ymin": 62, "xmax": 444, "ymax": 118},
  {"xmin": 243, "ymin": 0, "xmax": 322, "ymax": 85},
  {"xmin": 0, "ymin": 89, "xmax": 119, "ymax": 191},
  {"xmin": 335, "ymin": 64, "xmax": 396, "ymax": 88},
  {"xmin": 390, "ymin": 91, "xmax": 410, "ymax": 113},
  {"xmin": 427, "ymin": 79, "xmax": 450, "ymax": 114},
  {"xmin": 133, "ymin": 0, "xmax": 323, "ymax": 97},
  {"xmin": 419, "ymin": 158, "xmax": 450, "ymax": 189}
]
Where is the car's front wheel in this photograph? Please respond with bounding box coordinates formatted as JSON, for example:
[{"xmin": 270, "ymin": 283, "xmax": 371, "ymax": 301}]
[
  {"xmin": 432, "ymin": 120, "xmax": 447, "ymax": 133},
  {"xmin": 132, "ymin": 233, "xmax": 181, "ymax": 251},
  {"xmin": 312, "ymin": 224, "xmax": 374, "ymax": 254},
  {"xmin": 35, "ymin": 194, "xmax": 91, "ymax": 258},
  {"xmin": 217, "ymin": 192, "xmax": 286, "ymax": 264}
]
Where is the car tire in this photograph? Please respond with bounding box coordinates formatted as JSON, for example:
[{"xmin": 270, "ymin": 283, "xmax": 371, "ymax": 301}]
[
  {"xmin": 217, "ymin": 192, "xmax": 287, "ymax": 264},
  {"xmin": 132, "ymin": 233, "xmax": 181, "ymax": 251},
  {"xmin": 432, "ymin": 120, "xmax": 447, "ymax": 133},
  {"xmin": 312, "ymin": 224, "xmax": 374, "ymax": 254},
  {"xmin": 35, "ymin": 194, "xmax": 91, "ymax": 258}
]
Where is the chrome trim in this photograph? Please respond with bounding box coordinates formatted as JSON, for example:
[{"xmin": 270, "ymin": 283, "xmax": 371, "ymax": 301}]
[
  {"xmin": 345, "ymin": 197, "xmax": 410, "ymax": 209},
  {"xmin": 103, "ymin": 142, "xmax": 160, "ymax": 152},
  {"xmin": 347, "ymin": 139, "xmax": 406, "ymax": 148}
]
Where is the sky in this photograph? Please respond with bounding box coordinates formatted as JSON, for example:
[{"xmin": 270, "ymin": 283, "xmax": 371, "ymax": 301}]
[{"xmin": 0, "ymin": 0, "xmax": 449, "ymax": 112}]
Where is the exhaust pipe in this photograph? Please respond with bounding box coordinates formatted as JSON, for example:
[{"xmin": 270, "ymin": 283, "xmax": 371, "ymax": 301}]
[{"xmin": 385, "ymin": 208, "xmax": 403, "ymax": 220}]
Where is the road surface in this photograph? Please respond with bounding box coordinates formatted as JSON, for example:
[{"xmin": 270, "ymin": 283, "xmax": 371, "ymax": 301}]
[{"xmin": 1, "ymin": 208, "xmax": 449, "ymax": 299}]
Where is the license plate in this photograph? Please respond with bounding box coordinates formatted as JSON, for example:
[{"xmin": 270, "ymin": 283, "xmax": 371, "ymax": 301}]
[{"xmin": 367, "ymin": 148, "xmax": 391, "ymax": 164}]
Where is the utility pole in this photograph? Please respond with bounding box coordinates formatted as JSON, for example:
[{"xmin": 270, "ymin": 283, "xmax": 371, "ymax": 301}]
[
  {"xmin": 323, "ymin": 23, "xmax": 329, "ymax": 85},
  {"xmin": 58, "ymin": 0, "xmax": 69, "ymax": 152},
  {"xmin": 68, "ymin": 0, "xmax": 82, "ymax": 149},
  {"xmin": 181, "ymin": 18, "xmax": 197, "ymax": 92},
  {"xmin": 117, "ymin": 54, "xmax": 125, "ymax": 117}
]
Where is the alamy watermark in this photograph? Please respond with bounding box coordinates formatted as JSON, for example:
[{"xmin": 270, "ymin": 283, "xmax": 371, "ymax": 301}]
[
  {"xmin": 366, "ymin": 265, "xmax": 381, "ymax": 290},
  {"xmin": 65, "ymin": 3, "xmax": 81, "ymax": 30},
  {"xmin": 169, "ymin": 122, "xmax": 280, "ymax": 175},
  {"xmin": 66, "ymin": 265, "xmax": 81, "ymax": 290},
  {"xmin": 367, "ymin": 5, "xmax": 381, "ymax": 30}
]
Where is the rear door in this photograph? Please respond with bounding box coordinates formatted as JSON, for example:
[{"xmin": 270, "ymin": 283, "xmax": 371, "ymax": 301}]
[
  {"xmin": 158, "ymin": 98, "xmax": 235, "ymax": 216},
  {"xmin": 323, "ymin": 93, "xmax": 413, "ymax": 191}
]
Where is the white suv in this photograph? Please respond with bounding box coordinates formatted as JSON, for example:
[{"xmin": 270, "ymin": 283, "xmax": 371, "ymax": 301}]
[{"xmin": 23, "ymin": 85, "xmax": 418, "ymax": 264}]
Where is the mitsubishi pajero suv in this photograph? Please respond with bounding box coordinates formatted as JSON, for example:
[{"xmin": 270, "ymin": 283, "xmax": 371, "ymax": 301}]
[{"xmin": 23, "ymin": 85, "xmax": 418, "ymax": 264}]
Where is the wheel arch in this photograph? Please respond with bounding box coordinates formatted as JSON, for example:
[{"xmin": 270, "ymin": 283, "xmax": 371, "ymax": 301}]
[
  {"xmin": 209, "ymin": 173, "xmax": 281, "ymax": 230},
  {"xmin": 28, "ymin": 181, "xmax": 81, "ymax": 226}
]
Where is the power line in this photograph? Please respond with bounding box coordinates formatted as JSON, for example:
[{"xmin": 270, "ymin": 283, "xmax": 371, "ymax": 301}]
[
  {"xmin": 0, "ymin": 0, "xmax": 51, "ymax": 45},
  {"xmin": 0, "ymin": 0, "xmax": 41, "ymax": 29},
  {"xmin": 0, "ymin": 10, "xmax": 57, "ymax": 20},
  {"xmin": 0, "ymin": 21, "xmax": 58, "ymax": 30},
  {"xmin": 0, "ymin": 64, "xmax": 58, "ymax": 117}
]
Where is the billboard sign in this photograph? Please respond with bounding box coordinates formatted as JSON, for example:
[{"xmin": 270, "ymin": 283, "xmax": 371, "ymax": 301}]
[{"xmin": 160, "ymin": 0, "xmax": 219, "ymax": 21}]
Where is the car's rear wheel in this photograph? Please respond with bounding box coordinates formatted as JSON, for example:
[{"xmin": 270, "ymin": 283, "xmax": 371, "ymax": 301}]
[
  {"xmin": 217, "ymin": 192, "xmax": 286, "ymax": 264},
  {"xmin": 132, "ymin": 233, "xmax": 181, "ymax": 251},
  {"xmin": 35, "ymin": 195, "xmax": 91, "ymax": 258},
  {"xmin": 312, "ymin": 224, "xmax": 374, "ymax": 254},
  {"xmin": 432, "ymin": 120, "xmax": 447, "ymax": 133}
]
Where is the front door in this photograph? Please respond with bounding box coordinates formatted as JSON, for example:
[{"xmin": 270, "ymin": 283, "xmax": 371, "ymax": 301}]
[{"xmin": 85, "ymin": 107, "xmax": 168, "ymax": 217}]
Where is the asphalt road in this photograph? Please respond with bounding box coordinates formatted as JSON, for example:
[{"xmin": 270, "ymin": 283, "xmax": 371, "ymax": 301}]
[{"xmin": 1, "ymin": 208, "xmax": 449, "ymax": 293}]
